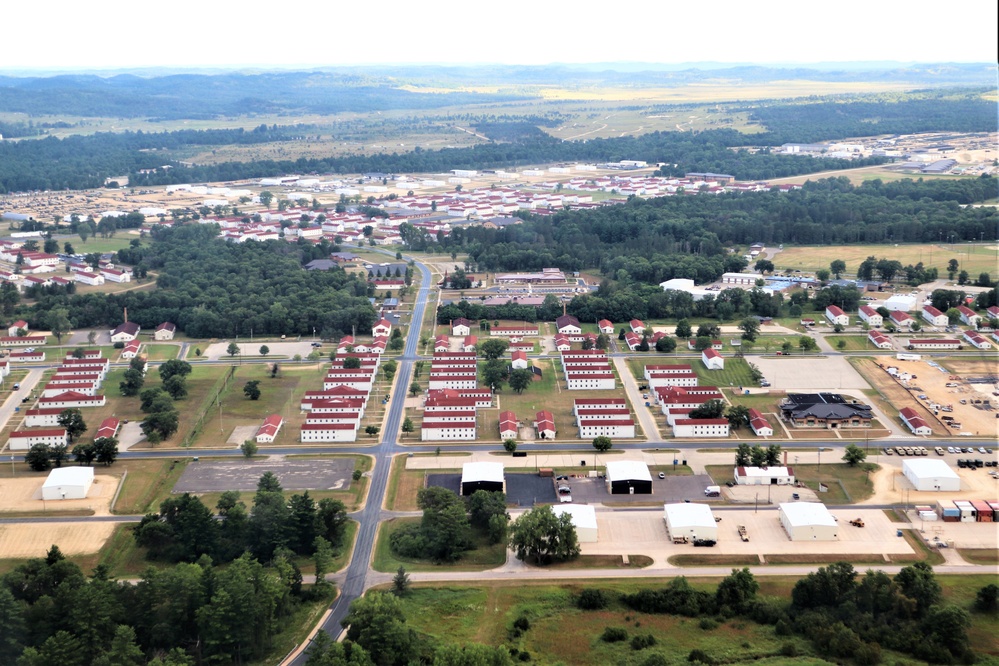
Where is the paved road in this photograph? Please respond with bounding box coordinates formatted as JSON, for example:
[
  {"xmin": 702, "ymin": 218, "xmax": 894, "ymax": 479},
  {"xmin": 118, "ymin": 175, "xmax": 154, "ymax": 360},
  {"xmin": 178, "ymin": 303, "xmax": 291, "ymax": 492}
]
[
  {"xmin": 612, "ymin": 355, "xmax": 661, "ymax": 440},
  {"xmin": 286, "ymin": 252, "xmax": 434, "ymax": 663}
]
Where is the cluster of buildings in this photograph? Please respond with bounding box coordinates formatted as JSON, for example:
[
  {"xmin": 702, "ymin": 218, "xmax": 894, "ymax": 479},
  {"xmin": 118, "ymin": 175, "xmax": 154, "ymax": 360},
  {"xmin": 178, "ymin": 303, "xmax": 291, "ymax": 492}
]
[
  {"xmin": 643, "ymin": 364, "xmax": 741, "ymax": 438},
  {"xmin": 573, "ymin": 398, "xmax": 635, "ymax": 439},
  {"xmin": 420, "ymin": 350, "xmax": 492, "ymax": 441},
  {"xmin": 7, "ymin": 350, "xmax": 113, "ymax": 450},
  {"xmin": 560, "ymin": 350, "xmax": 616, "ymax": 390}
]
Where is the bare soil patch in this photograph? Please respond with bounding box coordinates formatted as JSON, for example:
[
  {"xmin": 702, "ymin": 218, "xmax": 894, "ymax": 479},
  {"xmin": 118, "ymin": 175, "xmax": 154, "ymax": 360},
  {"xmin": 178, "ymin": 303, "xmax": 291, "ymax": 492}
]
[
  {"xmin": 0, "ymin": 522, "xmax": 116, "ymax": 558},
  {"xmin": 0, "ymin": 474, "xmax": 119, "ymax": 516}
]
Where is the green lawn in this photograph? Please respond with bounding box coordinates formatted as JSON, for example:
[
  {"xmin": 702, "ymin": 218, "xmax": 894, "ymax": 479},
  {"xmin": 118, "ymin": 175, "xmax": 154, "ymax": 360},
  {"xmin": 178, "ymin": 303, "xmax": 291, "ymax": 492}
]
[
  {"xmin": 773, "ymin": 242, "xmax": 999, "ymax": 278},
  {"xmin": 386, "ymin": 575, "xmax": 999, "ymax": 665},
  {"xmin": 826, "ymin": 335, "xmax": 875, "ymax": 351},
  {"xmin": 372, "ymin": 517, "xmax": 507, "ymax": 572},
  {"xmin": 706, "ymin": 462, "xmax": 876, "ymax": 504}
]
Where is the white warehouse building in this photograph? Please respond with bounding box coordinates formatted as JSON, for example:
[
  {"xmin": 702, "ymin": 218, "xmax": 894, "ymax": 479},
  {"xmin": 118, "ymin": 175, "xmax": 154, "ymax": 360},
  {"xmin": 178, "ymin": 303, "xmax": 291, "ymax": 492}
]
[
  {"xmin": 778, "ymin": 502, "xmax": 839, "ymax": 541},
  {"xmin": 663, "ymin": 502, "xmax": 718, "ymax": 542},
  {"xmin": 552, "ymin": 504, "xmax": 598, "ymax": 543},
  {"xmin": 903, "ymin": 459, "xmax": 961, "ymax": 492},
  {"xmin": 42, "ymin": 467, "xmax": 94, "ymax": 500}
]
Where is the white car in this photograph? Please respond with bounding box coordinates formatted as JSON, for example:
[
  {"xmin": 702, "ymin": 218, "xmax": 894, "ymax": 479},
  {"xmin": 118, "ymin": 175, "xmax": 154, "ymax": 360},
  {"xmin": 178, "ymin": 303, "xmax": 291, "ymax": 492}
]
[{"xmin": 947, "ymin": 447, "xmax": 956, "ymax": 454}]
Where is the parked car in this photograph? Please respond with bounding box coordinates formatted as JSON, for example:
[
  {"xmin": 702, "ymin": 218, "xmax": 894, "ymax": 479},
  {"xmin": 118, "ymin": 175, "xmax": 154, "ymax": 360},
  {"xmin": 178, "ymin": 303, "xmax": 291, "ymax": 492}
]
[
  {"xmin": 12, "ymin": 383, "xmax": 19, "ymax": 390},
  {"xmin": 658, "ymin": 472, "xmax": 666, "ymax": 479},
  {"xmin": 947, "ymin": 447, "xmax": 956, "ymax": 454}
]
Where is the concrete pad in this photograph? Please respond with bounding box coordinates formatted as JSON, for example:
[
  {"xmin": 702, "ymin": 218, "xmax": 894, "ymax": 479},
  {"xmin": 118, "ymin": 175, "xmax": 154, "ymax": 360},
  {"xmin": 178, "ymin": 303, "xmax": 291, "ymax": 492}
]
[{"xmin": 753, "ymin": 356, "xmax": 871, "ymax": 390}]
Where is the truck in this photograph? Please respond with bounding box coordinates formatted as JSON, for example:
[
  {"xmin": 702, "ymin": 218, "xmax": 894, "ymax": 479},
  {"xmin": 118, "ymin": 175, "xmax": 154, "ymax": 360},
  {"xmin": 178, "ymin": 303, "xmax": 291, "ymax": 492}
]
[
  {"xmin": 556, "ymin": 483, "xmax": 572, "ymax": 503},
  {"xmin": 703, "ymin": 485, "xmax": 721, "ymax": 497},
  {"xmin": 737, "ymin": 525, "xmax": 749, "ymax": 542},
  {"xmin": 849, "ymin": 518, "xmax": 865, "ymax": 527}
]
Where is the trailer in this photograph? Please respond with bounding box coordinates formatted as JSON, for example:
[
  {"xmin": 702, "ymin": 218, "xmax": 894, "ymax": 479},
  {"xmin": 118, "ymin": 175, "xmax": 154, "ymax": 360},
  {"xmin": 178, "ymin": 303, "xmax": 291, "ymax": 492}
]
[{"xmin": 737, "ymin": 525, "xmax": 749, "ymax": 542}]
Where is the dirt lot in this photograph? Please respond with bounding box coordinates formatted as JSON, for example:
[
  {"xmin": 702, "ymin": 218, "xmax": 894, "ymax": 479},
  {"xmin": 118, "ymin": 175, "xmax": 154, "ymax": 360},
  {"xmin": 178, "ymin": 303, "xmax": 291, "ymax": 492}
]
[
  {"xmin": 0, "ymin": 522, "xmax": 117, "ymax": 558},
  {"xmin": 539, "ymin": 507, "xmax": 915, "ymax": 565},
  {"xmin": 863, "ymin": 462, "xmax": 999, "ymax": 510},
  {"xmin": 0, "ymin": 474, "xmax": 119, "ymax": 516},
  {"xmin": 752, "ymin": 355, "xmax": 872, "ymax": 390},
  {"xmin": 908, "ymin": 358, "xmax": 998, "ymax": 437},
  {"xmin": 853, "ymin": 358, "xmax": 944, "ymax": 435}
]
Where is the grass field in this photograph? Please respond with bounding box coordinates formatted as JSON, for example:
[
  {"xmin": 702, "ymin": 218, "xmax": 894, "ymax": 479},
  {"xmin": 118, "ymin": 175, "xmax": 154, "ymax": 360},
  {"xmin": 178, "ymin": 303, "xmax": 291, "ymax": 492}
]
[
  {"xmin": 826, "ymin": 335, "xmax": 875, "ymax": 351},
  {"xmin": 625, "ymin": 354, "xmax": 758, "ymax": 390},
  {"xmin": 372, "ymin": 517, "xmax": 507, "ymax": 572},
  {"xmin": 704, "ymin": 462, "xmax": 876, "ymax": 504},
  {"xmin": 386, "ymin": 573, "xmax": 999, "ymax": 665},
  {"xmin": 771, "ymin": 242, "xmax": 998, "ymax": 277}
]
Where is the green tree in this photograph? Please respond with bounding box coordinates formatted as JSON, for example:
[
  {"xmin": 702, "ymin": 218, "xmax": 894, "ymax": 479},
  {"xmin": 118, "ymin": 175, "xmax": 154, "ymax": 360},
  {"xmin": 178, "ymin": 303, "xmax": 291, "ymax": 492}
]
[
  {"xmin": 25, "ymin": 443, "xmax": 52, "ymax": 472},
  {"xmin": 816, "ymin": 268, "xmax": 831, "ymax": 283},
  {"xmin": 392, "ymin": 566, "xmax": 411, "ymax": 597},
  {"xmin": 157, "ymin": 359, "xmax": 192, "ymax": 382},
  {"xmin": 259, "ymin": 191, "xmax": 274, "ymax": 207},
  {"xmin": 508, "ymin": 368, "xmax": 533, "ymax": 394},
  {"xmin": 754, "ymin": 259, "xmax": 774, "ymax": 274},
  {"xmin": 478, "ymin": 338, "xmax": 509, "ymax": 360},
  {"xmin": 734, "ymin": 443, "xmax": 752, "ymax": 467},
  {"xmin": 958, "ymin": 269, "xmax": 969, "ymax": 285},
  {"xmin": 304, "ymin": 632, "xmax": 371, "ymax": 665},
  {"xmin": 259, "ymin": 345, "xmax": 270, "ymax": 356},
  {"xmin": 842, "ymin": 443, "xmax": 867, "ymax": 466},
  {"xmin": 94, "ymin": 625, "xmax": 144, "ymax": 666},
  {"xmin": 365, "ymin": 425, "xmax": 380, "ymax": 437},
  {"xmin": 739, "ymin": 317, "xmax": 760, "ymax": 342},
  {"xmin": 19, "ymin": 630, "xmax": 85, "ymax": 666},
  {"xmin": 409, "ymin": 381, "xmax": 421, "ymax": 397},
  {"xmin": 690, "ymin": 399, "xmax": 725, "ymax": 419},
  {"xmin": 509, "ymin": 505, "xmax": 580, "ymax": 565},
  {"xmin": 592, "ymin": 436, "xmax": 612, "ymax": 453},
  {"xmin": 73, "ymin": 442, "xmax": 96, "ymax": 466},
  {"xmin": 93, "ymin": 437, "xmax": 119, "ymax": 466},
  {"xmin": 141, "ymin": 409, "xmax": 180, "ymax": 441},
  {"xmin": 947, "ymin": 258, "xmax": 959, "ymax": 280},
  {"xmin": 401, "ymin": 417, "xmax": 414, "ymax": 438},
  {"xmin": 341, "ymin": 592, "xmax": 418, "ymax": 666},
  {"xmin": 0, "ymin": 587, "xmax": 25, "ymax": 663},
  {"xmin": 226, "ymin": 342, "xmax": 240, "ymax": 358},
  {"xmin": 798, "ymin": 336, "xmax": 817, "ymax": 352},
  {"xmin": 655, "ymin": 336, "xmax": 677, "ymax": 353},
  {"xmin": 241, "ymin": 439, "xmax": 258, "ymax": 458},
  {"xmin": 715, "ymin": 567, "xmax": 759, "ymax": 612},
  {"xmin": 725, "ymin": 405, "xmax": 750, "ymax": 430},
  {"xmin": 163, "ymin": 375, "xmax": 188, "ymax": 400},
  {"xmin": 503, "ymin": 438, "xmax": 517, "ymax": 453},
  {"xmin": 46, "ymin": 307, "xmax": 72, "ymax": 344},
  {"xmin": 830, "ymin": 260, "xmax": 846, "ymax": 279},
  {"xmin": 674, "ymin": 319, "xmax": 692, "ymax": 338},
  {"xmin": 57, "ymin": 408, "xmax": 87, "ymax": 443},
  {"xmin": 894, "ymin": 562, "xmax": 941, "ymax": 617},
  {"xmin": 243, "ymin": 380, "xmax": 261, "ymax": 400},
  {"xmin": 481, "ymin": 359, "xmax": 507, "ymax": 392},
  {"xmin": 119, "ymin": 367, "xmax": 144, "ymax": 396},
  {"xmin": 343, "ymin": 356, "xmax": 362, "ymax": 369}
]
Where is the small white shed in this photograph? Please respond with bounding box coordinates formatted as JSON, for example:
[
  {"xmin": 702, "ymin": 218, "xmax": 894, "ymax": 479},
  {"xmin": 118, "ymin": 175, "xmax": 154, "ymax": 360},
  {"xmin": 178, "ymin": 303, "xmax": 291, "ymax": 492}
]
[
  {"xmin": 552, "ymin": 504, "xmax": 598, "ymax": 543},
  {"xmin": 903, "ymin": 459, "xmax": 960, "ymax": 492},
  {"xmin": 779, "ymin": 502, "xmax": 838, "ymax": 541},
  {"xmin": 42, "ymin": 467, "xmax": 94, "ymax": 500},
  {"xmin": 663, "ymin": 502, "xmax": 718, "ymax": 541}
]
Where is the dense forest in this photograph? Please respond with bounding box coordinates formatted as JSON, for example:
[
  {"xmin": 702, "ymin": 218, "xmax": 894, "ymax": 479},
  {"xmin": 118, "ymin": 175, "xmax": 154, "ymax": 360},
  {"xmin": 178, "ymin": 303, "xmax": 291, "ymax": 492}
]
[
  {"xmin": 3, "ymin": 93, "xmax": 996, "ymax": 193},
  {"xmin": 448, "ymin": 176, "xmax": 997, "ymax": 277},
  {"xmin": 17, "ymin": 225, "xmax": 377, "ymax": 339}
]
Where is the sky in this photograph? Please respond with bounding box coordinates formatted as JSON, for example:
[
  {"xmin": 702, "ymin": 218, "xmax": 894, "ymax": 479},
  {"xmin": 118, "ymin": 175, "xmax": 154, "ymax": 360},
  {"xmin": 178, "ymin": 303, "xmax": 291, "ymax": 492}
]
[{"xmin": 2, "ymin": 0, "xmax": 996, "ymax": 72}]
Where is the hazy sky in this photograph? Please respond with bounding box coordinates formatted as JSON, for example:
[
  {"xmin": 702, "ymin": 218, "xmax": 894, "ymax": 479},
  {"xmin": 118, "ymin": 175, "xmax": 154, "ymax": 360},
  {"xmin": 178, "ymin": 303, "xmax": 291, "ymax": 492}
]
[{"xmin": 3, "ymin": 0, "xmax": 996, "ymax": 71}]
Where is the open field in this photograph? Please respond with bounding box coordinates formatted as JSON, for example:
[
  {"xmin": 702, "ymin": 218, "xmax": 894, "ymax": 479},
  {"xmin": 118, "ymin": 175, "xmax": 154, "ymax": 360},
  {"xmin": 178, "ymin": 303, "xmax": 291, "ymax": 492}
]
[
  {"xmin": 0, "ymin": 521, "xmax": 116, "ymax": 560},
  {"xmin": 625, "ymin": 355, "xmax": 758, "ymax": 390},
  {"xmin": 770, "ymin": 242, "xmax": 999, "ymax": 277},
  {"xmin": 826, "ymin": 335, "xmax": 875, "ymax": 351},
  {"xmin": 850, "ymin": 357, "xmax": 945, "ymax": 435},
  {"xmin": 705, "ymin": 462, "xmax": 876, "ymax": 504},
  {"xmin": 386, "ymin": 574, "xmax": 999, "ymax": 665}
]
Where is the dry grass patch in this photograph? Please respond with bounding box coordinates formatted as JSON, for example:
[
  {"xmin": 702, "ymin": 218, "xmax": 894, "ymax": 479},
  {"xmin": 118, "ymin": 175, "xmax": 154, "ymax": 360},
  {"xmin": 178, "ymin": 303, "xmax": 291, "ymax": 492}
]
[
  {"xmin": 533, "ymin": 554, "xmax": 653, "ymax": 569},
  {"xmin": 957, "ymin": 548, "xmax": 999, "ymax": 565}
]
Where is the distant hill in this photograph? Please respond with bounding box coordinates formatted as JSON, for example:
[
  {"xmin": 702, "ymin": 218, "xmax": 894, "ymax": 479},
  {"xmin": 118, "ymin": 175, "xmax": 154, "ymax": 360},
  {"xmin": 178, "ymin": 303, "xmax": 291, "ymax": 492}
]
[{"xmin": 0, "ymin": 63, "xmax": 993, "ymax": 119}]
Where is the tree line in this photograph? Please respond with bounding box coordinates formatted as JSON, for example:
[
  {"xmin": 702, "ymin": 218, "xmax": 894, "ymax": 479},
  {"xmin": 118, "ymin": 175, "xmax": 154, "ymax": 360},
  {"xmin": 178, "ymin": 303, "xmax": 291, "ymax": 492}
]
[
  {"xmin": 0, "ymin": 543, "xmax": 330, "ymax": 666},
  {"xmin": 17, "ymin": 224, "xmax": 378, "ymax": 339}
]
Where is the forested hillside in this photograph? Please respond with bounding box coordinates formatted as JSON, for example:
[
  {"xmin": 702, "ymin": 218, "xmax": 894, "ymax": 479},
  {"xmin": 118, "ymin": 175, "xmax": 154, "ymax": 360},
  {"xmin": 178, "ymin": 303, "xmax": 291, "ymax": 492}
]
[{"xmin": 19, "ymin": 225, "xmax": 376, "ymax": 338}]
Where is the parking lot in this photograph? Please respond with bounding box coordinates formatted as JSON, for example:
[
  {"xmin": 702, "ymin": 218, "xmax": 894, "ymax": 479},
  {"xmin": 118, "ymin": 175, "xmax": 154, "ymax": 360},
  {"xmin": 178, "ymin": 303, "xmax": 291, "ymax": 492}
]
[
  {"xmin": 174, "ymin": 458, "xmax": 355, "ymax": 492},
  {"xmin": 427, "ymin": 473, "xmax": 556, "ymax": 506}
]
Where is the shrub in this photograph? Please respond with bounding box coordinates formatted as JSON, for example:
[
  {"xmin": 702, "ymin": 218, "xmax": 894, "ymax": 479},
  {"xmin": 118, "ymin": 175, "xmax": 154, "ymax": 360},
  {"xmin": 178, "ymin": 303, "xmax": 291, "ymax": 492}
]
[
  {"xmin": 641, "ymin": 655, "xmax": 668, "ymax": 666},
  {"xmin": 779, "ymin": 643, "xmax": 797, "ymax": 657},
  {"xmin": 688, "ymin": 648, "xmax": 713, "ymax": 664},
  {"xmin": 577, "ymin": 588, "xmax": 608, "ymax": 610},
  {"xmin": 631, "ymin": 634, "xmax": 656, "ymax": 650},
  {"xmin": 513, "ymin": 616, "xmax": 531, "ymax": 632},
  {"xmin": 113, "ymin": 341, "xmax": 125, "ymax": 349},
  {"xmin": 601, "ymin": 627, "xmax": 628, "ymax": 643},
  {"xmin": 517, "ymin": 652, "xmax": 530, "ymax": 662},
  {"xmin": 698, "ymin": 618, "xmax": 718, "ymax": 631}
]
